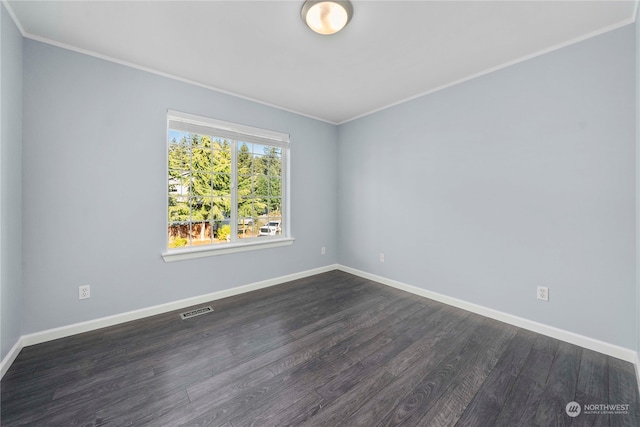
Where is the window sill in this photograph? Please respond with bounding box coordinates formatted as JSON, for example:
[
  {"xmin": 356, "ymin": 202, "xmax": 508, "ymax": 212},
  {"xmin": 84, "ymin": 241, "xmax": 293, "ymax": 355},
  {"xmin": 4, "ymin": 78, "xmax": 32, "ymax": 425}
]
[{"xmin": 162, "ymin": 237, "xmax": 295, "ymax": 262}]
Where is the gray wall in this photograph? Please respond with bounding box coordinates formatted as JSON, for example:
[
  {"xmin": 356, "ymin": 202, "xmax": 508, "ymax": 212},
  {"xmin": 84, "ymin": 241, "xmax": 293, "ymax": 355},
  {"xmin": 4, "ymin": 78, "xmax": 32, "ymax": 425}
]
[
  {"xmin": 21, "ymin": 40, "xmax": 338, "ymax": 335},
  {"xmin": 1, "ymin": 4, "xmax": 24, "ymax": 362},
  {"xmin": 338, "ymin": 25, "xmax": 636, "ymax": 349}
]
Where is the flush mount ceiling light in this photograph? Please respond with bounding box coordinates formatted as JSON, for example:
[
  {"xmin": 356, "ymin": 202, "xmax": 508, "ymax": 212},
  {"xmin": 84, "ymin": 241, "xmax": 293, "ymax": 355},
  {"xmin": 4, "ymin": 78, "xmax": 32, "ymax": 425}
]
[{"xmin": 301, "ymin": 0, "xmax": 353, "ymax": 35}]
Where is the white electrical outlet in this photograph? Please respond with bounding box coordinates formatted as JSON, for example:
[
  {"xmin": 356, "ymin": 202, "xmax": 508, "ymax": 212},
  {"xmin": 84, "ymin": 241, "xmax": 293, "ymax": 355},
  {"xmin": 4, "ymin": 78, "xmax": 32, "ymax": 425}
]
[
  {"xmin": 537, "ymin": 286, "xmax": 549, "ymax": 302},
  {"xmin": 380, "ymin": 253, "xmax": 385, "ymax": 262},
  {"xmin": 79, "ymin": 285, "xmax": 90, "ymax": 300},
  {"xmin": 321, "ymin": 247, "xmax": 326, "ymax": 255}
]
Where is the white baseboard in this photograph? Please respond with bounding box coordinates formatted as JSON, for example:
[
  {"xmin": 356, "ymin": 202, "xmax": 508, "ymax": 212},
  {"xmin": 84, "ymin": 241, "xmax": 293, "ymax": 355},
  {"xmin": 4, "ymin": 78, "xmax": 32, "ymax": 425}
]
[
  {"xmin": 1, "ymin": 337, "xmax": 24, "ymax": 378},
  {"xmin": 1, "ymin": 264, "xmax": 338, "ymax": 378},
  {"xmin": 338, "ymin": 265, "xmax": 638, "ymax": 363}
]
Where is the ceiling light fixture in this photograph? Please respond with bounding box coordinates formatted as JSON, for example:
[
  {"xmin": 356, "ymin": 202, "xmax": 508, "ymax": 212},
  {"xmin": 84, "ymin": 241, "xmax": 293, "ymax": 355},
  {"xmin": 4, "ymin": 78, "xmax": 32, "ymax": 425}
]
[{"xmin": 301, "ymin": 0, "xmax": 353, "ymax": 35}]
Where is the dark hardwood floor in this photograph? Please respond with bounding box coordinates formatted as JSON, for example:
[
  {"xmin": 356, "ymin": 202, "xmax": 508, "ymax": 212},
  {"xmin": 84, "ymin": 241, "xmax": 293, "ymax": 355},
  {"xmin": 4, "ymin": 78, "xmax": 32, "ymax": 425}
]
[{"xmin": 2, "ymin": 270, "xmax": 639, "ymax": 426}]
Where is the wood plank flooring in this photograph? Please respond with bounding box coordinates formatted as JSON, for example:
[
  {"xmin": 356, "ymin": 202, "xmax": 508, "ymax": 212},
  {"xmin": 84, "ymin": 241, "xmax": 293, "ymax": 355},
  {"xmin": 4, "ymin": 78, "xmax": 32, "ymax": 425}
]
[{"xmin": 2, "ymin": 270, "xmax": 639, "ymax": 426}]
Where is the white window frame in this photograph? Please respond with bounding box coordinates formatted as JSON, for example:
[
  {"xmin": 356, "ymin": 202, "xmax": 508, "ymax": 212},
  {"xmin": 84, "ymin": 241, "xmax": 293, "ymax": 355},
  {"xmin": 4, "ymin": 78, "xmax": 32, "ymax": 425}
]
[{"xmin": 162, "ymin": 110, "xmax": 293, "ymax": 262}]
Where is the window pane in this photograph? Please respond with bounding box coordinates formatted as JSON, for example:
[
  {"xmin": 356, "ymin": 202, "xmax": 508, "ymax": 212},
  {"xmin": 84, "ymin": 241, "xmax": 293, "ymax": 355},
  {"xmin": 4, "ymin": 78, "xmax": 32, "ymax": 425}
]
[
  {"xmin": 212, "ymin": 173, "xmax": 231, "ymax": 196},
  {"xmin": 213, "ymin": 147, "xmax": 231, "ymax": 175},
  {"xmin": 191, "ymin": 173, "xmax": 212, "ymax": 196},
  {"xmin": 267, "ymin": 150, "xmax": 282, "ymax": 177},
  {"xmin": 168, "ymin": 171, "xmax": 190, "ymax": 196},
  {"xmin": 253, "ymin": 154, "xmax": 267, "ymax": 176},
  {"xmin": 168, "ymin": 197, "xmax": 190, "ymax": 222},
  {"xmin": 211, "ymin": 195, "xmax": 230, "ymax": 244},
  {"xmin": 238, "ymin": 216, "xmax": 255, "ymax": 239},
  {"xmin": 238, "ymin": 197, "xmax": 254, "ymax": 219},
  {"xmin": 168, "ymin": 223, "xmax": 191, "ymax": 248},
  {"xmin": 191, "ymin": 146, "xmax": 213, "ymax": 172},
  {"xmin": 268, "ymin": 198, "xmax": 282, "ymax": 216},
  {"xmin": 189, "ymin": 197, "xmax": 201, "ymax": 215},
  {"xmin": 269, "ymin": 176, "xmax": 281, "ymax": 197},
  {"xmin": 257, "ymin": 216, "xmax": 282, "ymax": 236},
  {"xmin": 254, "ymin": 175, "xmax": 269, "ymax": 198},
  {"xmin": 191, "ymin": 221, "xmax": 212, "ymax": 246},
  {"xmin": 212, "ymin": 195, "xmax": 230, "ymax": 244},
  {"xmin": 168, "ymin": 143, "xmax": 190, "ymax": 171},
  {"xmin": 212, "ymin": 197, "xmax": 231, "ymax": 220},
  {"xmin": 238, "ymin": 143, "xmax": 253, "ymax": 176},
  {"xmin": 237, "ymin": 174, "xmax": 252, "ymax": 198}
]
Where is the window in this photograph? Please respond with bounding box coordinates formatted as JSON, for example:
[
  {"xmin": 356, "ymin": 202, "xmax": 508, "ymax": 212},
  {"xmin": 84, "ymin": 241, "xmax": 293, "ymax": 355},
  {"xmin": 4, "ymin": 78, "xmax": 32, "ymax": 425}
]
[{"xmin": 165, "ymin": 111, "xmax": 290, "ymax": 259}]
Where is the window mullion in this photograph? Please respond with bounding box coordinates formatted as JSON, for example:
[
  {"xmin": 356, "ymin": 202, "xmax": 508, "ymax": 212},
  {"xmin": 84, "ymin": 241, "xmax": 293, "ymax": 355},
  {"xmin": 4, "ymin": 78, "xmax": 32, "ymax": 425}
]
[{"xmin": 230, "ymin": 140, "xmax": 239, "ymax": 242}]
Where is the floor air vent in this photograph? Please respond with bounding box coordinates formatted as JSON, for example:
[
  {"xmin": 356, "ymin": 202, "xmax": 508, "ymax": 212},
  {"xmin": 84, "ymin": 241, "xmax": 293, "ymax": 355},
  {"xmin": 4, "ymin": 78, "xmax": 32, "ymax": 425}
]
[{"xmin": 180, "ymin": 306, "xmax": 213, "ymax": 320}]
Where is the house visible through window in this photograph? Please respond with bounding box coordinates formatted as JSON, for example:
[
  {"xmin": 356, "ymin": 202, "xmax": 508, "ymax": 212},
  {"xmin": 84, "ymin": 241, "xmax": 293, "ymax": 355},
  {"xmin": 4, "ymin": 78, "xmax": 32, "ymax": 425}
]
[{"xmin": 167, "ymin": 111, "xmax": 289, "ymax": 250}]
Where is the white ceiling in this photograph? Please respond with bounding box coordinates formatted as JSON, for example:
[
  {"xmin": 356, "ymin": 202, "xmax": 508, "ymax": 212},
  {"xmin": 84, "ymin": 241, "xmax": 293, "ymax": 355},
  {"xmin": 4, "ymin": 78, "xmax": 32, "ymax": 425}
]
[{"xmin": 6, "ymin": 1, "xmax": 638, "ymax": 124}]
